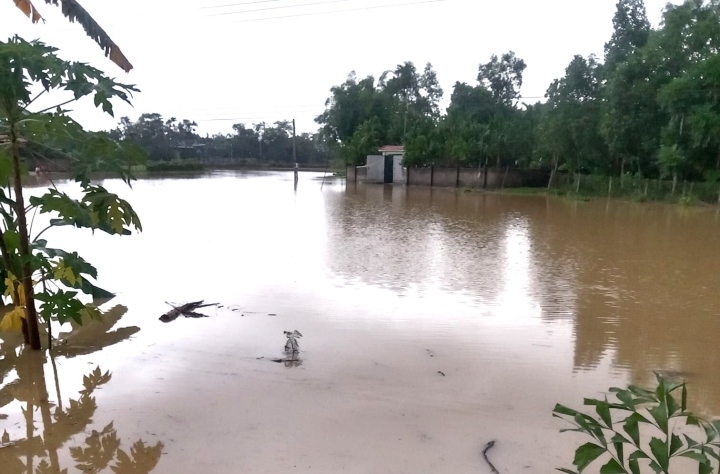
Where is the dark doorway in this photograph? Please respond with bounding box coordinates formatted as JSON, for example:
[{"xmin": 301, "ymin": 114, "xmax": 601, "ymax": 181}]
[{"xmin": 384, "ymin": 156, "xmax": 393, "ymax": 183}]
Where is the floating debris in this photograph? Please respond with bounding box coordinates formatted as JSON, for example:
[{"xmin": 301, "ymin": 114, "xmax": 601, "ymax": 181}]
[
  {"xmin": 159, "ymin": 301, "xmax": 218, "ymax": 323},
  {"xmin": 437, "ymin": 371, "xmax": 446, "ymax": 377},
  {"xmin": 482, "ymin": 440, "xmax": 499, "ymax": 474},
  {"xmin": 0, "ymin": 430, "xmax": 13, "ymax": 449}
]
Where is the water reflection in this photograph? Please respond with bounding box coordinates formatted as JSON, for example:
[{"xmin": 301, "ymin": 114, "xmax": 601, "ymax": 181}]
[
  {"xmin": 327, "ymin": 184, "xmax": 576, "ymax": 318},
  {"xmin": 0, "ymin": 306, "xmax": 163, "ymax": 473},
  {"xmin": 331, "ymin": 183, "xmax": 720, "ymax": 415}
]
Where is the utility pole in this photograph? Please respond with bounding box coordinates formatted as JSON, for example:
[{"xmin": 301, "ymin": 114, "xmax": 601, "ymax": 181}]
[{"xmin": 292, "ymin": 119, "xmax": 298, "ymax": 188}]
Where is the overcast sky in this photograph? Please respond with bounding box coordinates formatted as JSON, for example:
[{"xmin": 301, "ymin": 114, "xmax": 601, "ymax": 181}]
[{"xmin": 2, "ymin": 0, "xmax": 679, "ymax": 136}]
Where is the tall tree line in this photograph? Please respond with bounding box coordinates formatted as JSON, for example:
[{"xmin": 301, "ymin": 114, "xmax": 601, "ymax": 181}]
[{"xmin": 316, "ymin": 0, "xmax": 720, "ymax": 183}]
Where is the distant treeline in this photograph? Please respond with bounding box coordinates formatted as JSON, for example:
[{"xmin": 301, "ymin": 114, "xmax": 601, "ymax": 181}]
[
  {"xmin": 315, "ymin": 0, "xmax": 720, "ymax": 187},
  {"xmin": 108, "ymin": 115, "xmax": 332, "ymax": 166}
]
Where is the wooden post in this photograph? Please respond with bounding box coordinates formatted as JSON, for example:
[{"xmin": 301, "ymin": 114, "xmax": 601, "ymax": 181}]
[
  {"xmin": 682, "ymin": 180, "xmax": 687, "ymax": 197},
  {"xmin": 292, "ymin": 119, "xmax": 298, "ymax": 187},
  {"xmin": 501, "ymin": 166, "xmax": 509, "ymax": 189},
  {"xmin": 608, "ymin": 177, "xmax": 613, "ymax": 196},
  {"xmin": 430, "ymin": 165, "xmax": 434, "ymax": 187},
  {"xmin": 576, "ymin": 174, "xmax": 581, "ymax": 194},
  {"xmin": 456, "ymin": 166, "xmax": 460, "ymax": 188}
]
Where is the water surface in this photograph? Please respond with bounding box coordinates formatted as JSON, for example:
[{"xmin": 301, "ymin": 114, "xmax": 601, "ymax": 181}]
[{"xmin": 1, "ymin": 171, "xmax": 719, "ymax": 473}]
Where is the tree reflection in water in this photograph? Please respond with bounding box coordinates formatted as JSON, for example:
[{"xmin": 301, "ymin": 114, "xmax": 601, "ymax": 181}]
[{"xmin": 0, "ymin": 305, "xmax": 163, "ymax": 473}]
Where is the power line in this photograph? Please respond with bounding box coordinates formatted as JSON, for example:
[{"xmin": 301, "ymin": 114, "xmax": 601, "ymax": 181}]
[
  {"xmin": 202, "ymin": 0, "xmax": 287, "ymax": 9},
  {"xmin": 206, "ymin": 0, "xmax": 353, "ymax": 16},
  {"xmin": 203, "ymin": 114, "xmax": 318, "ymax": 122},
  {"xmin": 230, "ymin": 0, "xmax": 447, "ymax": 23}
]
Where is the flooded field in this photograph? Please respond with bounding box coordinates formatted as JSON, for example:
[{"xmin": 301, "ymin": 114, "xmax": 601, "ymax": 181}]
[{"xmin": 1, "ymin": 171, "xmax": 719, "ymax": 473}]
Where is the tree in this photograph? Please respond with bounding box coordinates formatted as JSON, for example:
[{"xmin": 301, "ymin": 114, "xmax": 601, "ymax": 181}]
[
  {"xmin": 543, "ymin": 55, "xmax": 606, "ymax": 174},
  {"xmin": 477, "ymin": 51, "xmax": 527, "ymax": 106},
  {"xmin": 604, "ymin": 0, "xmax": 650, "ymax": 72},
  {"xmin": 0, "ymin": 36, "xmax": 142, "ymax": 350},
  {"xmin": 11, "ymin": 0, "xmax": 133, "ymax": 72},
  {"xmin": 658, "ymin": 54, "xmax": 720, "ymax": 179}
]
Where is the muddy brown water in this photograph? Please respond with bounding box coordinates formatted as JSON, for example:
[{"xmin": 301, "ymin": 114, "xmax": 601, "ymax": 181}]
[{"xmin": 1, "ymin": 171, "xmax": 719, "ymax": 473}]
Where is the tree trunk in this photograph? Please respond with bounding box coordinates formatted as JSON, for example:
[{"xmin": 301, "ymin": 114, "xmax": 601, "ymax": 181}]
[
  {"xmin": 547, "ymin": 154, "xmax": 559, "ymax": 190},
  {"xmin": 10, "ymin": 125, "xmax": 41, "ymax": 350}
]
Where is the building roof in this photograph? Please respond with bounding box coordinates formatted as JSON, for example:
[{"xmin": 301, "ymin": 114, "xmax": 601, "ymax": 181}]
[{"xmin": 378, "ymin": 145, "xmax": 404, "ymax": 153}]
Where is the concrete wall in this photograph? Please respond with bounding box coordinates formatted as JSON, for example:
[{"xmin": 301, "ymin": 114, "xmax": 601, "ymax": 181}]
[
  {"xmin": 430, "ymin": 168, "xmax": 459, "ymax": 187},
  {"xmin": 352, "ymin": 164, "xmax": 549, "ymax": 189},
  {"xmin": 393, "ymin": 156, "xmax": 407, "ymax": 184},
  {"xmin": 458, "ymin": 168, "xmax": 481, "ymax": 188},
  {"xmin": 409, "ymin": 167, "xmax": 433, "ymax": 186},
  {"xmin": 365, "ymin": 155, "xmax": 385, "ymax": 183}
]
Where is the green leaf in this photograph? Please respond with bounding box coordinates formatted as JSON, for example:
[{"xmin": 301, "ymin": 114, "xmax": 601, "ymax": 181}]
[
  {"xmin": 575, "ymin": 414, "xmax": 607, "ymax": 446},
  {"xmin": 679, "ymin": 451, "xmax": 710, "ymax": 464},
  {"xmin": 699, "ymin": 461, "xmax": 713, "ymax": 474},
  {"xmin": 573, "ymin": 443, "xmax": 606, "ymax": 472},
  {"xmin": 666, "ymin": 392, "xmax": 680, "ymax": 417},
  {"xmin": 623, "ymin": 413, "xmax": 649, "ymax": 446},
  {"xmin": 648, "ymin": 402, "xmax": 669, "ymax": 433},
  {"xmin": 599, "ymin": 458, "xmax": 626, "ymax": 473},
  {"xmin": 585, "ymin": 399, "xmax": 613, "ymax": 428},
  {"xmin": 556, "ymin": 469, "xmax": 579, "ymax": 474},
  {"xmin": 647, "ymin": 460, "xmax": 663, "ymax": 474},
  {"xmin": 554, "ymin": 404, "xmax": 583, "ymax": 418},
  {"xmin": 669, "ymin": 434, "xmax": 683, "ymax": 456},
  {"xmin": 34, "ymin": 289, "xmax": 86, "ymax": 324},
  {"xmin": 628, "ymin": 449, "xmax": 650, "ymax": 473},
  {"xmin": 681, "ymin": 383, "xmax": 687, "ymax": 412},
  {"xmin": 684, "ymin": 434, "xmax": 700, "ymax": 449},
  {"xmin": 649, "ymin": 437, "xmax": 669, "ymax": 473}
]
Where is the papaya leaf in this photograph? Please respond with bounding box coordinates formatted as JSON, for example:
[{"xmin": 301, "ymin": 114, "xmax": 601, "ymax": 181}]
[
  {"xmin": 35, "ymin": 289, "xmax": 86, "ymax": 324},
  {"xmin": 0, "ymin": 307, "xmax": 26, "ymax": 332}
]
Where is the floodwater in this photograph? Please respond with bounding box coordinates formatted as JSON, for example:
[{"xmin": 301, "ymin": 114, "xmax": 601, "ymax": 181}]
[{"xmin": 1, "ymin": 171, "xmax": 719, "ymax": 473}]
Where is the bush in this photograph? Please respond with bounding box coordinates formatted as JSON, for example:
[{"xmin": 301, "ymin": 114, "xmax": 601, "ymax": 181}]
[
  {"xmin": 554, "ymin": 374, "xmax": 720, "ymax": 474},
  {"xmin": 146, "ymin": 159, "xmax": 205, "ymax": 172}
]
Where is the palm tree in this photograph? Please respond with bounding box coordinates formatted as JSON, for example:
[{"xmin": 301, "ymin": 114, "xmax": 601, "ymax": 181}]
[{"xmin": 11, "ymin": 0, "xmax": 132, "ymax": 72}]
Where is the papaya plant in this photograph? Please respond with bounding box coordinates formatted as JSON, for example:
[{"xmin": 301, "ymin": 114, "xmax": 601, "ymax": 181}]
[
  {"xmin": 0, "ymin": 36, "xmax": 144, "ymax": 350},
  {"xmin": 554, "ymin": 374, "xmax": 720, "ymax": 474}
]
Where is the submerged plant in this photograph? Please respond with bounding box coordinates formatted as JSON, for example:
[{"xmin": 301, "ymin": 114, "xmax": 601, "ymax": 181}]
[
  {"xmin": 554, "ymin": 374, "xmax": 720, "ymax": 474},
  {"xmin": 284, "ymin": 330, "xmax": 302, "ymax": 353}
]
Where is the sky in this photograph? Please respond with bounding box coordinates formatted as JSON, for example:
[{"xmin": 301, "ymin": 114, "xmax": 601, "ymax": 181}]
[{"xmin": 2, "ymin": 0, "xmax": 681, "ymax": 136}]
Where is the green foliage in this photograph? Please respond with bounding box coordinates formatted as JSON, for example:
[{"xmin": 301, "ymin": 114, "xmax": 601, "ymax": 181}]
[
  {"xmin": 0, "ymin": 36, "xmax": 143, "ymax": 348},
  {"xmin": 477, "ymin": 51, "xmax": 527, "ymax": 106},
  {"xmin": 554, "ymin": 374, "xmax": 720, "ymax": 473},
  {"xmin": 316, "ymin": 0, "xmax": 720, "ymax": 190},
  {"xmin": 113, "ymin": 115, "xmax": 331, "ymax": 166},
  {"xmin": 146, "ymin": 158, "xmax": 205, "ymax": 172}
]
